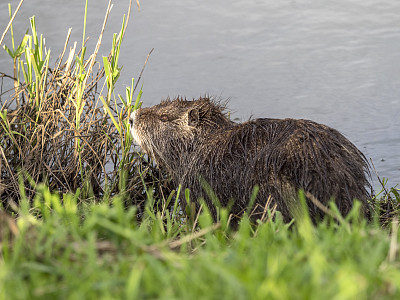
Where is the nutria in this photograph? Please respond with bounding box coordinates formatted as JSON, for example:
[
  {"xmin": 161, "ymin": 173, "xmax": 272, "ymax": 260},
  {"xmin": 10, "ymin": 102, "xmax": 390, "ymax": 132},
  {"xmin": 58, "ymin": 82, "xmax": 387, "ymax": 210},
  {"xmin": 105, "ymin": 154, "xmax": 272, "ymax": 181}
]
[{"xmin": 129, "ymin": 96, "xmax": 371, "ymax": 224}]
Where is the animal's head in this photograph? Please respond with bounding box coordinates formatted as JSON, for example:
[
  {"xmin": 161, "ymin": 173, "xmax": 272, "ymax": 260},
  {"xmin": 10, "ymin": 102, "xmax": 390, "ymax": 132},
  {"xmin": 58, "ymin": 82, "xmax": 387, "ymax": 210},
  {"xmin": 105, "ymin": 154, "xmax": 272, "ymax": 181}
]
[{"xmin": 129, "ymin": 96, "xmax": 231, "ymax": 166}]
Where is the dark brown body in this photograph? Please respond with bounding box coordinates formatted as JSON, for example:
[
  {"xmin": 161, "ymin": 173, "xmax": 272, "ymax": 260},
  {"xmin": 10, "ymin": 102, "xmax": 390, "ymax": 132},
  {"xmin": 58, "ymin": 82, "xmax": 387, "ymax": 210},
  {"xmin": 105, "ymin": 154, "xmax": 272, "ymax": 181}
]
[{"xmin": 130, "ymin": 97, "xmax": 371, "ymax": 223}]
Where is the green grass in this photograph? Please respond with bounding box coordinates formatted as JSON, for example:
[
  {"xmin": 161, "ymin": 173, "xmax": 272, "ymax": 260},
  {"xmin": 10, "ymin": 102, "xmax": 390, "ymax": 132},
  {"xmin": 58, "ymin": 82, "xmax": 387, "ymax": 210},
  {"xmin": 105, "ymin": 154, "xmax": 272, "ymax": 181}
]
[{"xmin": 1, "ymin": 186, "xmax": 400, "ymax": 299}]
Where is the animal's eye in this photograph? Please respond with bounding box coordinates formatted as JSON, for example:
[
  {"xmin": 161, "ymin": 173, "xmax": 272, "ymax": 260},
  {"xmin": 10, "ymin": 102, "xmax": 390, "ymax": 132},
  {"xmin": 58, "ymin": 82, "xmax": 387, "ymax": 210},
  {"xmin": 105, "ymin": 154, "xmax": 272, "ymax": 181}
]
[{"xmin": 160, "ymin": 114, "xmax": 169, "ymax": 122}]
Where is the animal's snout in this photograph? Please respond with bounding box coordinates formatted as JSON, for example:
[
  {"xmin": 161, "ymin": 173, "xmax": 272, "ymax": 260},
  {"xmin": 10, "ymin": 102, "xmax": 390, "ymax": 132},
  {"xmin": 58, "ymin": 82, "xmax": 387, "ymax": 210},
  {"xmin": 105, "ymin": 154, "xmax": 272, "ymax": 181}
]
[
  {"xmin": 129, "ymin": 110, "xmax": 142, "ymax": 145},
  {"xmin": 129, "ymin": 110, "xmax": 137, "ymax": 128}
]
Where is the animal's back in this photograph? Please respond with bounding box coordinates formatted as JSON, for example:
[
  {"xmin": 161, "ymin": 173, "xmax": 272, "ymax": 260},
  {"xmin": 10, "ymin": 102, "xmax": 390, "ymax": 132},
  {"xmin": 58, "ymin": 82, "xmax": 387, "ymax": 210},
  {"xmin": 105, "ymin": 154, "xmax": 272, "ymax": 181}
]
[{"xmin": 181, "ymin": 117, "xmax": 371, "ymax": 222}]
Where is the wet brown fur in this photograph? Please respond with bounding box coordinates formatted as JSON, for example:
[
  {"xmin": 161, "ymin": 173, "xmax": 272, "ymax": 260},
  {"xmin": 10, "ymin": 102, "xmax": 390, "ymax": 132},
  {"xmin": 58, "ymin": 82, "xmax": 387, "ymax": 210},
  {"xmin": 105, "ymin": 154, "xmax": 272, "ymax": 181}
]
[{"xmin": 130, "ymin": 96, "xmax": 371, "ymax": 223}]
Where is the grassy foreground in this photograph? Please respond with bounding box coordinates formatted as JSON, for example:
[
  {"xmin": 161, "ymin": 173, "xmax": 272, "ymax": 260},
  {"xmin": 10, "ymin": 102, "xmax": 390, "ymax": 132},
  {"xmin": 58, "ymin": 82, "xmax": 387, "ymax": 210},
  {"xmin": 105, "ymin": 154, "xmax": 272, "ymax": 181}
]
[
  {"xmin": 0, "ymin": 187, "xmax": 400, "ymax": 299},
  {"xmin": 1, "ymin": 1, "xmax": 400, "ymax": 299}
]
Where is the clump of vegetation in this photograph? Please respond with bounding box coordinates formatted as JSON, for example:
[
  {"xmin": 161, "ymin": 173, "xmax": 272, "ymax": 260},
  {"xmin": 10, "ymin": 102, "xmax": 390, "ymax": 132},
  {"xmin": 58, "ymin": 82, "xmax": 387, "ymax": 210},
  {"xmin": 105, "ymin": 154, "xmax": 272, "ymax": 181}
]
[
  {"xmin": 0, "ymin": 0, "xmax": 173, "ymax": 214},
  {"xmin": 372, "ymin": 177, "xmax": 400, "ymax": 227}
]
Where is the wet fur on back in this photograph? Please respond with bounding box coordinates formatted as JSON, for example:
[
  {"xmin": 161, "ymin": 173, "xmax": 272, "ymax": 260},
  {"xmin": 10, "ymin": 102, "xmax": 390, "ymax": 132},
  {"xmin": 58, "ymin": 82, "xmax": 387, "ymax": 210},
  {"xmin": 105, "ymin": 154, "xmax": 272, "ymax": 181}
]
[{"xmin": 130, "ymin": 97, "xmax": 371, "ymax": 223}]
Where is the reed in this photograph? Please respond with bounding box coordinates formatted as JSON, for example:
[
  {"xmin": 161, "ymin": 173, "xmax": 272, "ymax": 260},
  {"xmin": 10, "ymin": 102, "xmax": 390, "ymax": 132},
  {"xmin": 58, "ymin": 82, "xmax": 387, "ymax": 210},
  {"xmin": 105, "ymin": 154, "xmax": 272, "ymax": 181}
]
[{"xmin": 0, "ymin": 0, "xmax": 173, "ymax": 213}]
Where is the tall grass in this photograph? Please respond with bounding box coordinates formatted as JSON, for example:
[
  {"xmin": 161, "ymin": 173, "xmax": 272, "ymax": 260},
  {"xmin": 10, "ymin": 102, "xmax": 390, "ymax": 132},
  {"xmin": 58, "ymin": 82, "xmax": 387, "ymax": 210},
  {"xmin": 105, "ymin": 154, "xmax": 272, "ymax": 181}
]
[{"xmin": 0, "ymin": 0, "xmax": 173, "ymax": 212}]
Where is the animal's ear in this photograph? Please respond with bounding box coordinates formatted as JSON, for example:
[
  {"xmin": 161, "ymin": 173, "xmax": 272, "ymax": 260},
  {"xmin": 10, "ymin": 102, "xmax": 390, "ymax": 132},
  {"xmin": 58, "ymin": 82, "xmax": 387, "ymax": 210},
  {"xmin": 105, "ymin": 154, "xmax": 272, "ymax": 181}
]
[{"xmin": 187, "ymin": 108, "xmax": 200, "ymax": 127}]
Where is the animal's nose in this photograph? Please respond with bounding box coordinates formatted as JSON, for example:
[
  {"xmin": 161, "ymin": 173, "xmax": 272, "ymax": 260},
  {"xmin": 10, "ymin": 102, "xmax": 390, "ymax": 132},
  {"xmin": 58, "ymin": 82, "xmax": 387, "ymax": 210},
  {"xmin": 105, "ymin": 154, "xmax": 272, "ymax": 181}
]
[{"xmin": 129, "ymin": 111, "xmax": 137, "ymax": 127}]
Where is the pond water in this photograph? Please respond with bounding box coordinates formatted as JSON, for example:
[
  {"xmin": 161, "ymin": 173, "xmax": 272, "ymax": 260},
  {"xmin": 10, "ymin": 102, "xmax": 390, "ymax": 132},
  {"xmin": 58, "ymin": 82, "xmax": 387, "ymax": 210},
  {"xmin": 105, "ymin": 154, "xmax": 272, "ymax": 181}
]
[{"xmin": 1, "ymin": 0, "xmax": 399, "ymax": 188}]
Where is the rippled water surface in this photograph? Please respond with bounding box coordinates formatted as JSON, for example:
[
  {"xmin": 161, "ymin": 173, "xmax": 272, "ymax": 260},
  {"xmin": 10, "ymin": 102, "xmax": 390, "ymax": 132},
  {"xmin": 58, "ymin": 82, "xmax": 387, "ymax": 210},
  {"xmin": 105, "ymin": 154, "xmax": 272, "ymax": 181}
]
[{"xmin": 1, "ymin": 0, "xmax": 399, "ymax": 187}]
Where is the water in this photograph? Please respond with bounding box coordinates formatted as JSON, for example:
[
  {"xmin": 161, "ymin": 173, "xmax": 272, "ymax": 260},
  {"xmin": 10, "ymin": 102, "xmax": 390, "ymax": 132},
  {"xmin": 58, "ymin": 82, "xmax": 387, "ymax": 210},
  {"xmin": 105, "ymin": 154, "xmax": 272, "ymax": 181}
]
[{"xmin": 1, "ymin": 0, "xmax": 399, "ymax": 188}]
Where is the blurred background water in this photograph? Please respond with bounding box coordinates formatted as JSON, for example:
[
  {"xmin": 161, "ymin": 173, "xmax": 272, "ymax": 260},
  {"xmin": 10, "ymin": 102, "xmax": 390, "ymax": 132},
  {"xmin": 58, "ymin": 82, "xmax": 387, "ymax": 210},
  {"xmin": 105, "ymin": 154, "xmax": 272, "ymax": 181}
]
[{"xmin": 1, "ymin": 0, "xmax": 399, "ymax": 188}]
